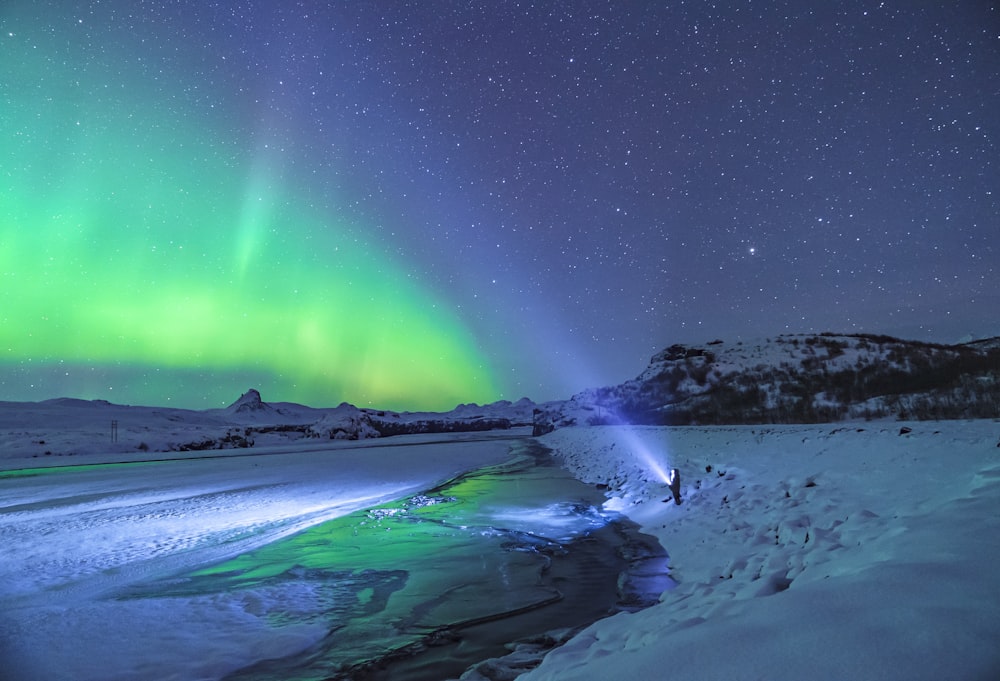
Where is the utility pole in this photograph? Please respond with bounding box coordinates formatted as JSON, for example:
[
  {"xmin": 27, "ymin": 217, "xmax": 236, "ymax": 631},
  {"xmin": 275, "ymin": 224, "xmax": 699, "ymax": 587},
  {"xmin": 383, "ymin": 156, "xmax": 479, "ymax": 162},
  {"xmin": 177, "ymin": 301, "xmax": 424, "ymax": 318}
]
[{"xmin": 111, "ymin": 420, "xmax": 118, "ymax": 444}]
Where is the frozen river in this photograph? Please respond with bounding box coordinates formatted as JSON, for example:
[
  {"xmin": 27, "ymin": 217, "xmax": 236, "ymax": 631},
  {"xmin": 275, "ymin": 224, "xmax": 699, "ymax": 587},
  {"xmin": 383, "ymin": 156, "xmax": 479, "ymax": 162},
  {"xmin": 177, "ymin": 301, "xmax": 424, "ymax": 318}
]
[{"xmin": 0, "ymin": 435, "xmax": 669, "ymax": 680}]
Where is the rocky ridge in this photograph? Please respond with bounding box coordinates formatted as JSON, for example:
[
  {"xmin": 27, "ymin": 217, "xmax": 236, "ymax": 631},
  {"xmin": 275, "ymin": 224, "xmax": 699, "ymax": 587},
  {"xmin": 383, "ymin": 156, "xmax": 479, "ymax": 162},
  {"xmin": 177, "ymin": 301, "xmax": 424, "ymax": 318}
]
[{"xmin": 534, "ymin": 333, "xmax": 1000, "ymax": 428}]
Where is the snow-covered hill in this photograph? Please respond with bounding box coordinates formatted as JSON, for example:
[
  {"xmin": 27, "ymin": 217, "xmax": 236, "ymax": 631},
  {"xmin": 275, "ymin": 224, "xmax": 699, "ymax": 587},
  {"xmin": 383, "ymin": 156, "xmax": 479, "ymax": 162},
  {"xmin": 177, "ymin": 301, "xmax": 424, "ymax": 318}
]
[{"xmin": 536, "ymin": 333, "xmax": 1000, "ymax": 429}]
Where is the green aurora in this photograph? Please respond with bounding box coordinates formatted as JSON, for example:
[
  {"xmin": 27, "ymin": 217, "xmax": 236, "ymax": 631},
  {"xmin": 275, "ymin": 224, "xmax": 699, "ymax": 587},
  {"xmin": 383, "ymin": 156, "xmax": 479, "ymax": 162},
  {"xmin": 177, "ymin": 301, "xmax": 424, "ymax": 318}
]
[{"xmin": 0, "ymin": 15, "xmax": 500, "ymax": 410}]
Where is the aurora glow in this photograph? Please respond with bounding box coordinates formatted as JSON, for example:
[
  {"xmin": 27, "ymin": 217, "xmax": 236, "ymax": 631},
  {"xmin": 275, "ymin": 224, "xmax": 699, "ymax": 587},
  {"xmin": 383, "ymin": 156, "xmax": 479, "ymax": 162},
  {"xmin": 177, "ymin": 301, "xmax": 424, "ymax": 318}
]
[
  {"xmin": 3, "ymin": 2, "xmax": 997, "ymax": 409},
  {"xmin": 1, "ymin": 5, "xmax": 499, "ymax": 410}
]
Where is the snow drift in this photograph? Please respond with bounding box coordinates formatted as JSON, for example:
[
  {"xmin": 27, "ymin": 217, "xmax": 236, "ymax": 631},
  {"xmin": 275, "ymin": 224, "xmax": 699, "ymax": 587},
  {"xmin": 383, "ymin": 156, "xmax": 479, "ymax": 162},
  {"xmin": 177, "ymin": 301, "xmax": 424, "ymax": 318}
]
[{"xmin": 509, "ymin": 421, "xmax": 1000, "ymax": 681}]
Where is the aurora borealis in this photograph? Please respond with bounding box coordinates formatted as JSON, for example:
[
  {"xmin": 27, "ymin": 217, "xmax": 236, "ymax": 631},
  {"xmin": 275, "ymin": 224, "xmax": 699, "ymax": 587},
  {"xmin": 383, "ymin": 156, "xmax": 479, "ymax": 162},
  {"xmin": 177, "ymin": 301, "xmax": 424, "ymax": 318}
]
[
  {"xmin": 2, "ymin": 2, "xmax": 998, "ymax": 409},
  {"xmin": 2, "ymin": 2, "xmax": 500, "ymax": 409}
]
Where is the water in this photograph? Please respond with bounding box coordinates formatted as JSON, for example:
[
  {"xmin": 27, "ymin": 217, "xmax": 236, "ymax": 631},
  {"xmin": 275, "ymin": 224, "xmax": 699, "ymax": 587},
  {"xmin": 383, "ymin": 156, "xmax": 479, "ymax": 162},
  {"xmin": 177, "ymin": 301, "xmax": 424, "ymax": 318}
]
[{"xmin": 118, "ymin": 440, "xmax": 672, "ymax": 680}]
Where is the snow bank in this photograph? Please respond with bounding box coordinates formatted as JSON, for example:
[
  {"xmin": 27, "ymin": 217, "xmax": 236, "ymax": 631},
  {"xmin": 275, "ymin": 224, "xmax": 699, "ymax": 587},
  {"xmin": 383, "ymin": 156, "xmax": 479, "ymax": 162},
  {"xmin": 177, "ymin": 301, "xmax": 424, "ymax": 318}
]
[{"xmin": 523, "ymin": 421, "xmax": 1000, "ymax": 680}]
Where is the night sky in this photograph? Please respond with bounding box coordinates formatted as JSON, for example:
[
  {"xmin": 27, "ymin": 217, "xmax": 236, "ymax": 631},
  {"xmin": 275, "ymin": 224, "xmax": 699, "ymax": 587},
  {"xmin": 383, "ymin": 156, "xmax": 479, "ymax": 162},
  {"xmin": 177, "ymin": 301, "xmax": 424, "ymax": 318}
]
[{"xmin": 2, "ymin": 1, "xmax": 998, "ymax": 410}]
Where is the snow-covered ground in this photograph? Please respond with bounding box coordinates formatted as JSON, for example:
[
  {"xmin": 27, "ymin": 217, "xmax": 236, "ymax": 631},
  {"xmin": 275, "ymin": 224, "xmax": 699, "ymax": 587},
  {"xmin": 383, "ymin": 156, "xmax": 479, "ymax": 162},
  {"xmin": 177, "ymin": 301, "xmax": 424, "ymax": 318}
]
[
  {"xmin": 2, "ymin": 406, "xmax": 998, "ymax": 680},
  {"xmin": 0, "ymin": 433, "xmax": 517, "ymax": 681},
  {"xmin": 522, "ymin": 420, "xmax": 1000, "ymax": 681}
]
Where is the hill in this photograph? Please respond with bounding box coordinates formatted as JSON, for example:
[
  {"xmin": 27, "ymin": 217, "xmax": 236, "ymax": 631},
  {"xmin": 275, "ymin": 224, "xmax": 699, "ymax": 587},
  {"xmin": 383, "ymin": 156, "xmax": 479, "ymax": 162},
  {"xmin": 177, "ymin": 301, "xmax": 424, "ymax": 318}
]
[{"xmin": 536, "ymin": 333, "xmax": 1000, "ymax": 429}]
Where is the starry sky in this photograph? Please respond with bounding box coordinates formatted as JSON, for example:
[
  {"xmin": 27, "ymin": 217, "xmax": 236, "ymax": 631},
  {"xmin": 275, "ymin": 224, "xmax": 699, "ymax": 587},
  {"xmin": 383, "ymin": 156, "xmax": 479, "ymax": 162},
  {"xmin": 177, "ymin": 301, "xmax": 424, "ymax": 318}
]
[{"xmin": 2, "ymin": 1, "xmax": 998, "ymax": 410}]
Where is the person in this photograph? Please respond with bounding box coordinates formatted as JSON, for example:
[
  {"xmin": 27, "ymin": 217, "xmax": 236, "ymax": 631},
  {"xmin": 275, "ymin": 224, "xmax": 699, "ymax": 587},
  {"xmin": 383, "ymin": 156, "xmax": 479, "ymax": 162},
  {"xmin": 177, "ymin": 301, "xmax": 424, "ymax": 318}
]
[{"xmin": 667, "ymin": 468, "xmax": 682, "ymax": 505}]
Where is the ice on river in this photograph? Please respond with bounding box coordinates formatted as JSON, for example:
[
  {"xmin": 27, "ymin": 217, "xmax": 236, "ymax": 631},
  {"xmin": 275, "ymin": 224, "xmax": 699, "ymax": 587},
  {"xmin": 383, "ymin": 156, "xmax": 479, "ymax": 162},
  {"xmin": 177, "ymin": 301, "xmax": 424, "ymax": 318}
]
[{"xmin": 0, "ymin": 435, "xmax": 515, "ymax": 681}]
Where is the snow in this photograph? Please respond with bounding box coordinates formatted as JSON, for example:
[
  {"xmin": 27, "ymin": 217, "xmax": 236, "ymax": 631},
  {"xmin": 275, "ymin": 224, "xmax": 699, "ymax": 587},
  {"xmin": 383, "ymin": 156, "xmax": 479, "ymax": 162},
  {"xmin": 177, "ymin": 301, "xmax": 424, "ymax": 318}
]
[
  {"xmin": 2, "ymin": 400, "xmax": 999, "ymax": 680},
  {"xmin": 521, "ymin": 421, "xmax": 1000, "ymax": 681},
  {"xmin": 0, "ymin": 429, "xmax": 517, "ymax": 681}
]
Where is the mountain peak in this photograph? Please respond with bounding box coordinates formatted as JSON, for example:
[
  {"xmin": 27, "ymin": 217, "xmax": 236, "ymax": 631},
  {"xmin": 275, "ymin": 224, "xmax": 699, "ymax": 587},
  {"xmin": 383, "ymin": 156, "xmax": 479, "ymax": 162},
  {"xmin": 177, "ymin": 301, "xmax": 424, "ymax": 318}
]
[{"xmin": 227, "ymin": 388, "xmax": 269, "ymax": 413}]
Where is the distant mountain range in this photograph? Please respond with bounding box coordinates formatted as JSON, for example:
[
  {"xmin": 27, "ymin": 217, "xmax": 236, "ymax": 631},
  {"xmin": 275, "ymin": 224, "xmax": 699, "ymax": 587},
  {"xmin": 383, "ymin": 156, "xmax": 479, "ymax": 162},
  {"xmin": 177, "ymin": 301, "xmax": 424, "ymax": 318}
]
[
  {"xmin": 535, "ymin": 333, "xmax": 1000, "ymax": 429},
  {"xmin": 6, "ymin": 333, "xmax": 996, "ymax": 457},
  {"xmin": 214, "ymin": 389, "xmax": 538, "ymax": 443}
]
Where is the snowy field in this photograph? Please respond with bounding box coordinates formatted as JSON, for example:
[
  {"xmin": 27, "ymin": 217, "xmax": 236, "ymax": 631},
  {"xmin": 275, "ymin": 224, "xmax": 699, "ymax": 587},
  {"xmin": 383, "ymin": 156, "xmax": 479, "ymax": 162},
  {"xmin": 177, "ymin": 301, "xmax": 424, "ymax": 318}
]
[
  {"xmin": 1, "ymin": 412, "xmax": 999, "ymax": 680},
  {"xmin": 524, "ymin": 420, "xmax": 1000, "ymax": 681}
]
